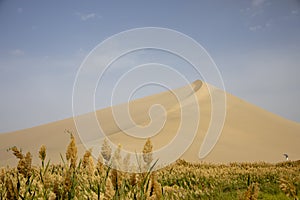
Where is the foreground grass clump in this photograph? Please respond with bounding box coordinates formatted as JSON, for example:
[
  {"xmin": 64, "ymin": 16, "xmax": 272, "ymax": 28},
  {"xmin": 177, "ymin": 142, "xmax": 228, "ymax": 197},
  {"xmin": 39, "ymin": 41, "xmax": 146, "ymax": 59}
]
[{"xmin": 0, "ymin": 133, "xmax": 299, "ymax": 199}]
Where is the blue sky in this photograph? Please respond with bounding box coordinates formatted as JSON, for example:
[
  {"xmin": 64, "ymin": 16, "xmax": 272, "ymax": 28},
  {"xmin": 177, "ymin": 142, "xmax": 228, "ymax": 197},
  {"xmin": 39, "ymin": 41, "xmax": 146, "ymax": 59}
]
[{"xmin": 0, "ymin": 0, "xmax": 300, "ymax": 133}]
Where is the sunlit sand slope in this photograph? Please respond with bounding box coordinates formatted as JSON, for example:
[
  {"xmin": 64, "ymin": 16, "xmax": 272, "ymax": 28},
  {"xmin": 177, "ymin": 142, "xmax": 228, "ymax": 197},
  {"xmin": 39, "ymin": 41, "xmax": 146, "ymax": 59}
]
[{"xmin": 1, "ymin": 80, "xmax": 299, "ymax": 166}]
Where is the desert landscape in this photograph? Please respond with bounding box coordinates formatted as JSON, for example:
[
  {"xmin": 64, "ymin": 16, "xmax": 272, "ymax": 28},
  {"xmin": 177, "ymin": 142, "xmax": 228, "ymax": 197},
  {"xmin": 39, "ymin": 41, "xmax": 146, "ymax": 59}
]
[
  {"xmin": 0, "ymin": 80, "xmax": 300, "ymax": 199},
  {"xmin": 1, "ymin": 80, "xmax": 299, "ymax": 166},
  {"xmin": 1, "ymin": 0, "xmax": 300, "ymax": 198}
]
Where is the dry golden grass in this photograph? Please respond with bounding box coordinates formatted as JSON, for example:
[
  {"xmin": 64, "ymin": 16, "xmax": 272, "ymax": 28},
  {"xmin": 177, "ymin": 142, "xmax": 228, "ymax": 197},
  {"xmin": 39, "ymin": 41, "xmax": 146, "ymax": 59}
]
[{"xmin": 0, "ymin": 133, "xmax": 299, "ymax": 199}]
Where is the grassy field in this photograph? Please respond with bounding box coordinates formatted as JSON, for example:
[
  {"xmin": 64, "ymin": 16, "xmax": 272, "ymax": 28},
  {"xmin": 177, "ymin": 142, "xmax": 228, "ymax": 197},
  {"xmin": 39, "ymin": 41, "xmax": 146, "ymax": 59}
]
[{"xmin": 0, "ymin": 133, "xmax": 299, "ymax": 200}]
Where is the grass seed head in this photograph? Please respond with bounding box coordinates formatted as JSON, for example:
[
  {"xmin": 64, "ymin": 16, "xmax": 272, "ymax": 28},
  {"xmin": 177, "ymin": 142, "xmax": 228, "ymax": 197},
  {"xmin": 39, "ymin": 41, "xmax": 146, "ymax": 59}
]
[
  {"xmin": 39, "ymin": 145, "xmax": 46, "ymax": 162},
  {"xmin": 101, "ymin": 138, "xmax": 112, "ymax": 163},
  {"xmin": 104, "ymin": 177, "xmax": 115, "ymax": 200},
  {"xmin": 142, "ymin": 138, "xmax": 153, "ymax": 166},
  {"xmin": 17, "ymin": 151, "xmax": 32, "ymax": 178},
  {"xmin": 152, "ymin": 172, "xmax": 162, "ymax": 198},
  {"xmin": 10, "ymin": 146, "xmax": 23, "ymax": 160},
  {"xmin": 66, "ymin": 132, "xmax": 78, "ymax": 169},
  {"xmin": 82, "ymin": 149, "xmax": 92, "ymax": 168}
]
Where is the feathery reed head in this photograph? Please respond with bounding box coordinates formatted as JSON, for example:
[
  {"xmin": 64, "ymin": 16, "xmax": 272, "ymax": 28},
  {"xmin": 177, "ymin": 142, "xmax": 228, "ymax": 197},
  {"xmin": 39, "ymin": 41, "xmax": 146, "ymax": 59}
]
[
  {"xmin": 101, "ymin": 138, "xmax": 112, "ymax": 163},
  {"xmin": 82, "ymin": 149, "xmax": 92, "ymax": 168},
  {"xmin": 9, "ymin": 146, "xmax": 23, "ymax": 160},
  {"xmin": 39, "ymin": 144, "xmax": 46, "ymax": 162},
  {"xmin": 65, "ymin": 130, "xmax": 78, "ymax": 169},
  {"xmin": 16, "ymin": 151, "xmax": 32, "ymax": 178},
  {"xmin": 142, "ymin": 138, "xmax": 153, "ymax": 166},
  {"xmin": 82, "ymin": 148, "xmax": 94, "ymax": 175}
]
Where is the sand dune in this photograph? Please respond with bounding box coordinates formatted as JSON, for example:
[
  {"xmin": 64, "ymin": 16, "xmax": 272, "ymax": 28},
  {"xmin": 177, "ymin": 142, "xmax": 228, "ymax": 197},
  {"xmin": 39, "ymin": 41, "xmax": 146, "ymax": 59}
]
[{"xmin": 1, "ymin": 80, "xmax": 299, "ymax": 167}]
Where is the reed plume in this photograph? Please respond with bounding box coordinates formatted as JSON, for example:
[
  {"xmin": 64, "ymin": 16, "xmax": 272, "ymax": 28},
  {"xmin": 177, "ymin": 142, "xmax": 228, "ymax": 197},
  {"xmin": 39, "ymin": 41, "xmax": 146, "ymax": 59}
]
[
  {"xmin": 10, "ymin": 146, "xmax": 23, "ymax": 159},
  {"xmin": 65, "ymin": 131, "xmax": 77, "ymax": 169},
  {"xmin": 104, "ymin": 177, "xmax": 115, "ymax": 200},
  {"xmin": 101, "ymin": 138, "xmax": 112, "ymax": 163},
  {"xmin": 142, "ymin": 138, "xmax": 153, "ymax": 168},
  {"xmin": 82, "ymin": 149, "xmax": 94, "ymax": 176},
  {"xmin": 39, "ymin": 145, "xmax": 46, "ymax": 168},
  {"xmin": 82, "ymin": 149, "xmax": 91, "ymax": 168},
  {"xmin": 96, "ymin": 155, "xmax": 104, "ymax": 176},
  {"xmin": 10, "ymin": 146, "xmax": 32, "ymax": 178},
  {"xmin": 112, "ymin": 144, "xmax": 122, "ymax": 170},
  {"xmin": 151, "ymin": 171, "xmax": 162, "ymax": 198}
]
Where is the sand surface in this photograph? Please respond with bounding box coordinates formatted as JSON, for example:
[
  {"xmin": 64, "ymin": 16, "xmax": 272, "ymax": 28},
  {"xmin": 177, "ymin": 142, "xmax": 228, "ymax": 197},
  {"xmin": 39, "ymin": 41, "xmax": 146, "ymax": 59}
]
[{"xmin": 1, "ymin": 80, "xmax": 299, "ymax": 167}]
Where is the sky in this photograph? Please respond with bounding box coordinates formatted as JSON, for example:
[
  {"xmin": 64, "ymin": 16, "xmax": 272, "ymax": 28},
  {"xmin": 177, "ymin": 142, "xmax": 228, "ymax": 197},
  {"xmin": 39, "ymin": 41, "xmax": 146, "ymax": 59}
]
[{"xmin": 0, "ymin": 0, "xmax": 300, "ymax": 133}]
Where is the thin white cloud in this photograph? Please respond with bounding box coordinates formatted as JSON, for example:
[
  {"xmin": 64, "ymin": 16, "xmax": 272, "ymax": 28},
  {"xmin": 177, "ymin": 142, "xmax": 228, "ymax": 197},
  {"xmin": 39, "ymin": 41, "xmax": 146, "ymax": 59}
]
[
  {"xmin": 249, "ymin": 21, "xmax": 271, "ymax": 32},
  {"xmin": 252, "ymin": 0, "xmax": 267, "ymax": 7},
  {"xmin": 76, "ymin": 12, "xmax": 100, "ymax": 21},
  {"xmin": 10, "ymin": 49, "xmax": 25, "ymax": 56},
  {"xmin": 291, "ymin": 10, "xmax": 299, "ymax": 15},
  {"xmin": 240, "ymin": 2, "xmax": 265, "ymax": 18},
  {"xmin": 249, "ymin": 25, "xmax": 262, "ymax": 31},
  {"xmin": 241, "ymin": 1, "xmax": 273, "ymax": 32}
]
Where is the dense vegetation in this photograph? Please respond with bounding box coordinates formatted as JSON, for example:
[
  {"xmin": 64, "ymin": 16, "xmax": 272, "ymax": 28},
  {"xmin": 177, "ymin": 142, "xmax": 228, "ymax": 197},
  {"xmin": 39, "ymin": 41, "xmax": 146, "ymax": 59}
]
[{"xmin": 0, "ymin": 132, "xmax": 299, "ymax": 199}]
